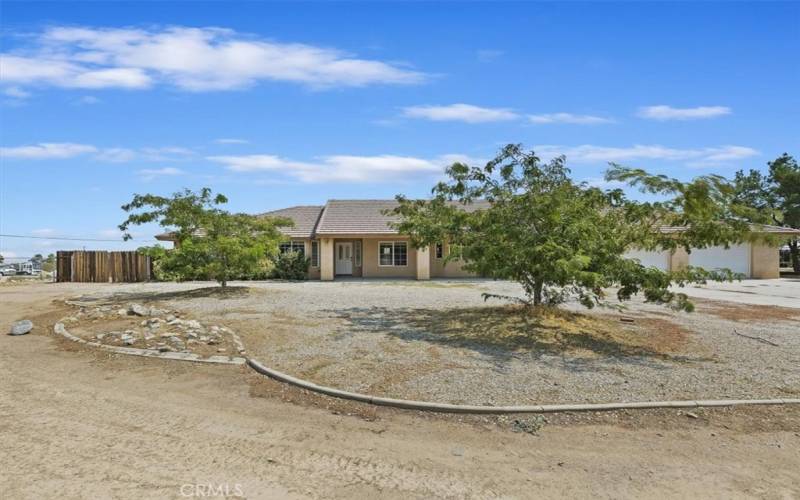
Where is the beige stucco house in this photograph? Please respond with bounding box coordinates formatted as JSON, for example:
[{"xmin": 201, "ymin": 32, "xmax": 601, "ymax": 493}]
[
  {"xmin": 258, "ymin": 200, "xmax": 485, "ymax": 281},
  {"xmin": 156, "ymin": 199, "xmax": 799, "ymax": 281}
]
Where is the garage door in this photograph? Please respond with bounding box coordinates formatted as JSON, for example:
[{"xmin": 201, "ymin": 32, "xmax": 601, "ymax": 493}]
[
  {"xmin": 688, "ymin": 243, "xmax": 750, "ymax": 276},
  {"xmin": 624, "ymin": 249, "xmax": 670, "ymax": 271}
]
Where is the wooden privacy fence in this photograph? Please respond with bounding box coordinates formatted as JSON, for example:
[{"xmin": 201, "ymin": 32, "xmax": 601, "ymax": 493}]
[{"xmin": 56, "ymin": 251, "xmax": 152, "ymax": 283}]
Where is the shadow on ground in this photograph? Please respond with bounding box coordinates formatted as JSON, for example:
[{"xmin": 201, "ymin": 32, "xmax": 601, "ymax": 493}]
[
  {"xmin": 327, "ymin": 305, "xmax": 702, "ymax": 366},
  {"xmin": 76, "ymin": 286, "xmax": 254, "ymax": 303}
]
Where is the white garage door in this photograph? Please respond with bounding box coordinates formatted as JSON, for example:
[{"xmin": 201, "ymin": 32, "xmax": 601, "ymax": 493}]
[
  {"xmin": 624, "ymin": 249, "xmax": 670, "ymax": 271},
  {"xmin": 688, "ymin": 243, "xmax": 751, "ymax": 276}
]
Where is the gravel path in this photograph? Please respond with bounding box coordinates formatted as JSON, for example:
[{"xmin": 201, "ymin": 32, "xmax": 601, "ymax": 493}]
[{"xmin": 65, "ymin": 279, "xmax": 800, "ymax": 406}]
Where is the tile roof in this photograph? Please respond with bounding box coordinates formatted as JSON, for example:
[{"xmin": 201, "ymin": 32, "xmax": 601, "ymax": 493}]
[
  {"xmin": 314, "ymin": 199, "xmax": 491, "ymax": 235},
  {"xmin": 259, "ymin": 205, "xmax": 324, "ymax": 238}
]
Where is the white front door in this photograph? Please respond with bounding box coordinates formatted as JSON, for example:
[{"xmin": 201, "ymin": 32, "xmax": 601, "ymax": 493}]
[{"xmin": 335, "ymin": 242, "xmax": 353, "ymax": 275}]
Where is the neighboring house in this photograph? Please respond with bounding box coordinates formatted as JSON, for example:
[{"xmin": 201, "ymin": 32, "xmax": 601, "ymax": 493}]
[{"xmin": 156, "ymin": 199, "xmax": 799, "ymax": 281}]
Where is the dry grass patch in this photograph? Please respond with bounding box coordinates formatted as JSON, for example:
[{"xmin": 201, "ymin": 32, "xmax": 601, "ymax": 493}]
[
  {"xmin": 339, "ymin": 305, "xmax": 693, "ymax": 360},
  {"xmin": 696, "ymin": 300, "xmax": 800, "ymax": 323}
]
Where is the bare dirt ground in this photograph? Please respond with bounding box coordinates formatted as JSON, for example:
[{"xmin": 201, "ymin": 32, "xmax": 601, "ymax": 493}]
[{"xmin": 2, "ymin": 282, "xmax": 800, "ymax": 499}]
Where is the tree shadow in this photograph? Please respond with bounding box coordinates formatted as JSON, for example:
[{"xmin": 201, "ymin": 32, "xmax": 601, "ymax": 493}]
[
  {"xmin": 77, "ymin": 285, "xmax": 252, "ymax": 303},
  {"xmin": 326, "ymin": 305, "xmax": 703, "ymax": 369}
]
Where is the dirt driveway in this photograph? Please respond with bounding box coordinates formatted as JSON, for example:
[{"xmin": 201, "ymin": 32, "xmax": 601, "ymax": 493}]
[{"xmin": 2, "ymin": 282, "xmax": 800, "ymax": 499}]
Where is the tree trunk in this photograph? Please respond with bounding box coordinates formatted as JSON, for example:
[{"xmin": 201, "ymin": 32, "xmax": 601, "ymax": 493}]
[
  {"xmin": 791, "ymin": 240, "xmax": 800, "ymax": 273},
  {"xmin": 220, "ymin": 279, "xmax": 227, "ymax": 288},
  {"xmin": 533, "ymin": 281, "xmax": 543, "ymax": 306}
]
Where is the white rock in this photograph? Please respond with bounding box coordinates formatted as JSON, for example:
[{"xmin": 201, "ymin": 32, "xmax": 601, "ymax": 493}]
[{"xmin": 128, "ymin": 303, "xmax": 150, "ymax": 316}]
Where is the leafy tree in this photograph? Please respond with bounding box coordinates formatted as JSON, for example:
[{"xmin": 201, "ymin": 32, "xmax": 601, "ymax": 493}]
[
  {"xmin": 31, "ymin": 254, "xmax": 44, "ymax": 265},
  {"xmin": 733, "ymin": 154, "xmax": 800, "ymax": 271},
  {"xmin": 393, "ymin": 144, "xmax": 763, "ymax": 311},
  {"xmin": 0, "ymin": 254, "xmax": 4, "ymax": 264},
  {"xmin": 42, "ymin": 254, "xmax": 56, "ymax": 273},
  {"xmin": 119, "ymin": 188, "xmax": 289, "ymax": 287}
]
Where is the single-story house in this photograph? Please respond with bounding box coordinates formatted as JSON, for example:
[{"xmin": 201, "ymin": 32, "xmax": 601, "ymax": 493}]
[{"xmin": 156, "ymin": 199, "xmax": 800, "ymax": 281}]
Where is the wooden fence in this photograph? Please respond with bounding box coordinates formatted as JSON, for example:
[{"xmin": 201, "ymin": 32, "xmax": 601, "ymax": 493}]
[{"xmin": 56, "ymin": 251, "xmax": 152, "ymax": 283}]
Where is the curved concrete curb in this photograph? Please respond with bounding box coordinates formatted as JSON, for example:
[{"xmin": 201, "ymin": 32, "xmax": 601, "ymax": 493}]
[
  {"xmin": 54, "ymin": 322, "xmax": 246, "ymax": 365},
  {"xmin": 247, "ymin": 358, "xmax": 800, "ymax": 414}
]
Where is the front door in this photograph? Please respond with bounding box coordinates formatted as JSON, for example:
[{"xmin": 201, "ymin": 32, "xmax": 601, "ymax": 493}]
[{"xmin": 335, "ymin": 242, "xmax": 353, "ymax": 275}]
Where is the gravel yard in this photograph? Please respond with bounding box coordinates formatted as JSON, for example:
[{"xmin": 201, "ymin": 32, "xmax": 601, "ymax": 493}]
[{"xmin": 63, "ymin": 279, "xmax": 800, "ymax": 406}]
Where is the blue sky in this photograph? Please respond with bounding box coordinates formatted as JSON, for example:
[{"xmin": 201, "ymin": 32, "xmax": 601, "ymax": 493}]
[{"xmin": 1, "ymin": 1, "xmax": 798, "ymax": 261}]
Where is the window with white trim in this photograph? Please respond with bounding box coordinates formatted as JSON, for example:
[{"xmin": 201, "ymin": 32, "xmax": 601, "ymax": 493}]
[
  {"xmin": 379, "ymin": 241, "xmax": 407, "ymax": 266},
  {"xmin": 279, "ymin": 241, "xmax": 305, "ymax": 256},
  {"xmin": 311, "ymin": 241, "xmax": 319, "ymax": 267}
]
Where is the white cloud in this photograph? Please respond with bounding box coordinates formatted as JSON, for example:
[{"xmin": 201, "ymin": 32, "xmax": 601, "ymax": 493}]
[
  {"xmin": 1, "ymin": 143, "xmax": 197, "ymax": 163},
  {"xmin": 1, "ymin": 26, "xmax": 426, "ymax": 92},
  {"xmin": 528, "ymin": 113, "xmax": 614, "ymax": 125},
  {"xmin": 637, "ymin": 105, "xmax": 732, "ymax": 121},
  {"xmin": 31, "ymin": 228, "xmax": 56, "ymax": 236},
  {"xmin": 136, "ymin": 167, "xmax": 185, "ymax": 181},
  {"xmin": 535, "ymin": 144, "xmax": 758, "ymax": 166},
  {"xmin": 207, "ymin": 153, "xmax": 468, "ymax": 183},
  {"xmin": 402, "ymin": 103, "xmax": 518, "ymax": 123},
  {"xmin": 0, "ymin": 142, "xmax": 98, "ymax": 159},
  {"xmin": 77, "ymin": 95, "xmax": 100, "ymax": 105},
  {"xmin": 214, "ymin": 138, "xmax": 249, "ymax": 144},
  {"xmin": 95, "ymin": 147, "xmax": 138, "ymax": 162},
  {"xmin": 3, "ymin": 86, "xmax": 31, "ymax": 99},
  {"xmin": 582, "ymin": 177, "xmax": 627, "ymax": 190}
]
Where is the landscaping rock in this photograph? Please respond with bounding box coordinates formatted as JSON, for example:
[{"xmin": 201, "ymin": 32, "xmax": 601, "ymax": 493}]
[
  {"xmin": 128, "ymin": 303, "xmax": 150, "ymax": 316},
  {"xmin": 10, "ymin": 320, "xmax": 33, "ymax": 335}
]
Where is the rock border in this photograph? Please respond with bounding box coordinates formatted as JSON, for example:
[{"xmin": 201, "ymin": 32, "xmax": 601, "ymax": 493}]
[
  {"xmin": 247, "ymin": 358, "xmax": 800, "ymax": 414},
  {"xmin": 54, "ymin": 322, "xmax": 246, "ymax": 365}
]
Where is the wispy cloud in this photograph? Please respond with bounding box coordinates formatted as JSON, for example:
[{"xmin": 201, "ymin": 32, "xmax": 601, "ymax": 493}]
[
  {"xmin": 0, "ymin": 142, "xmax": 98, "ymax": 159},
  {"xmin": 535, "ymin": 144, "xmax": 758, "ymax": 167},
  {"xmin": 136, "ymin": 167, "xmax": 185, "ymax": 181},
  {"xmin": 528, "ymin": 113, "xmax": 614, "ymax": 125},
  {"xmin": 31, "ymin": 228, "xmax": 56, "ymax": 236},
  {"xmin": 637, "ymin": 105, "xmax": 732, "ymax": 121},
  {"xmin": 214, "ymin": 138, "xmax": 249, "ymax": 145},
  {"xmin": 476, "ymin": 49, "xmax": 504, "ymax": 62},
  {"xmin": 3, "ymin": 86, "xmax": 31, "ymax": 99},
  {"xmin": 1, "ymin": 25, "xmax": 427, "ymax": 93},
  {"xmin": 2, "ymin": 142, "xmax": 196, "ymax": 162},
  {"xmin": 208, "ymin": 153, "xmax": 476, "ymax": 183},
  {"xmin": 402, "ymin": 103, "xmax": 518, "ymax": 123}
]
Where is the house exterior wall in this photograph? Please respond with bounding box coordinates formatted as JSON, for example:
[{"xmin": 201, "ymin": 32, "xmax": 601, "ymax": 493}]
[
  {"xmin": 751, "ymin": 242, "xmax": 780, "ymax": 279},
  {"xmin": 430, "ymin": 242, "xmax": 476, "ymax": 278},
  {"xmin": 361, "ymin": 236, "xmax": 418, "ymax": 279}
]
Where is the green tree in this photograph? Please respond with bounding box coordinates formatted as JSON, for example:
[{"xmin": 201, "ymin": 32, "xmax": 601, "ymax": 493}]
[
  {"xmin": 0, "ymin": 254, "xmax": 4, "ymax": 264},
  {"xmin": 119, "ymin": 188, "xmax": 289, "ymax": 287},
  {"xmin": 733, "ymin": 154, "xmax": 800, "ymax": 271},
  {"xmin": 42, "ymin": 254, "xmax": 56, "ymax": 273},
  {"xmin": 393, "ymin": 144, "xmax": 762, "ymax": 311},
  {"xmin": 31, "ymin": 254, "xmax": 44, "ymax": 265}
]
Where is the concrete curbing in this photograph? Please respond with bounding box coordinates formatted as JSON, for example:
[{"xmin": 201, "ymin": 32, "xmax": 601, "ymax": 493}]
[
  {"xmin": 247, "ymin": 358, "xmax": 800, "ymax": 414},
  {"xmin": 54, "ymin": 322, "xmax": 246, "ymax": 365}
]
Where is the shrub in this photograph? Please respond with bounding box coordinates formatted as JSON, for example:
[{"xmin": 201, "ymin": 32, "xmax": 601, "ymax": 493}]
[{"xmin": 269, "ymin": 251, "xmax": 309, "ymax": 280}]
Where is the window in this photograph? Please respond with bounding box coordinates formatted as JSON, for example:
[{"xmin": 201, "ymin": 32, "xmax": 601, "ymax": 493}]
[
  {"xmin": 354, "ymin": 240, "xmax": 362, "ymax": 267},
  {"xmin": 435, "ymin": 243, "xmax": 443, "ymax": 259},
  {"xmin": 311, "ymin": 241, "xmax": 319, "ymax": 267},
  {"xmin": 279, "ymin": 241, "xmax": 305, "ymax": 256},
  {"xmin": 379, "ymin": 241, "xmax": 407, "ymax": 266}
]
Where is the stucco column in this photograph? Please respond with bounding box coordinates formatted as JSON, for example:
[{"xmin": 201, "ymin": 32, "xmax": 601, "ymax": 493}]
[
  {"xmin": 751, "ymin": 242, "xmax": 779, "ymax": 279},
  {"xmin": 320, "ymin": 238, "xmax": 334, "ymax": 281},
  {"xmin": 670, "ymin": 247, "xmax": 689, "ymax": 272},
  {"xmin": 416, "ymin": 245, "xmax": 430, "ymax": 280}
]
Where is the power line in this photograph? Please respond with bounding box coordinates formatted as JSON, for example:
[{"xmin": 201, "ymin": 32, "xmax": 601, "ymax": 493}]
[{"xmin": 0, "ymin": 233, "xmax": 158, "ymax": 242}]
